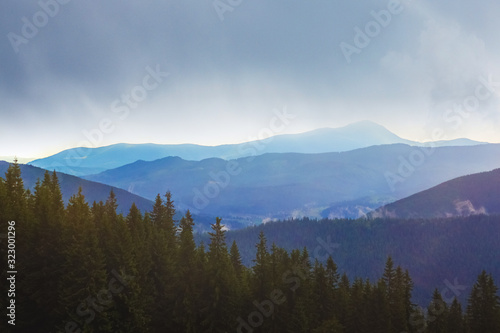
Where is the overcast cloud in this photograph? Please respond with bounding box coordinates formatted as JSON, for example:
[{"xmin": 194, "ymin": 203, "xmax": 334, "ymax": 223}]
[{"xmin": 1, "ymin": 0, "xmax": 499, "ymax": 158}]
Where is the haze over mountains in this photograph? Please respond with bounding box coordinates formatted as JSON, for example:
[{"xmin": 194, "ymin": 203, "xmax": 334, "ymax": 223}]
[
  {"xmin": 81, "ymin": 144, "xmax": 500, "ymax": 222},
  {"xmin": 13, "ymin": 121, "xmax": 498, "ymax": 225},
  {"xmin": 29, "ymin": 121, "xmax": 485, "ymax": 177}
]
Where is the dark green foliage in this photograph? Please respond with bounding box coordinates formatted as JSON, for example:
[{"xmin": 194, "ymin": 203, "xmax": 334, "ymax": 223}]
[
  {"xmin": 466, "ymin": 271, "xmax": 500, "ymax": 333},
  {"xmin": 222, "ymin": 215, "xmax": 500, "ymax": 306},
  {"xmin": 426, "ymin": 289, "xmax": 448, "ymax": 333},
  {"xmin": 1, "ymin": 164, "xmax": 500, "ymax": 333},
  {"xmin": 203, "ymin": 217, "xmax": 238, "ymax": 332},
  {"xmin": 447, "ymin": 298, "xmax": 464, "ymax": 333}
]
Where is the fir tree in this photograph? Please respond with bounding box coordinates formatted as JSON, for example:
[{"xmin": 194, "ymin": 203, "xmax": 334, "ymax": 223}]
[
  {"xmin": 204, "ymin": 217, "xmax": 238, "ymax": 332},
  {"xmin": 466, "ymin": 271, "xmax": 500, "ymax": 333},
  {"xmin": 4, "ymin": 159, "xmax": 27, "ymax": 221},
  {"xmin": 426, "ymin": 289, "xmax": 448, "ymax": 333},
  {"xmin": 174, "ymin": 210, "xmax": 199, "ymax": 332},
  {"xmin": 447, "ymin": 298, "xmax": 464, "ymax": 333},
  {"xmin": 57, "ymin": 188, "xmax": 110, "ymax": 332},
  {"xmin": 253, "ymin": 230, "xmax": 271, "ymax": 300},
  {"xmin": 230, "ymin": 240, "xmax": 244, "ymax": 278}
]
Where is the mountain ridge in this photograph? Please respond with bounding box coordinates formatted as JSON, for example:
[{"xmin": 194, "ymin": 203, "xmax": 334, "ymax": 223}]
[
  {"xmin": 29, "ymin": 121, "xmax": 486, "ymax": 176},
  {"xmin": 83, "ymin": 143, "xmax": 500, "ymax": 223},
  {"xmin": 371, "ymin": 168, "xmax": 500, "ymax": 219}
]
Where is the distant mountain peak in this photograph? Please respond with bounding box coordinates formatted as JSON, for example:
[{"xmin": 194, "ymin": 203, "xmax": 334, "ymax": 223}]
[{"xmin": 29, "ymin": 120, "xmax": 488, "ymax": 177}]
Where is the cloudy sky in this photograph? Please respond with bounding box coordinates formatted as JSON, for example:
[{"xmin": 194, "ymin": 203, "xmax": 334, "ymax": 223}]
[{"xmin": 1, "ymin": 0, "xmax": 500, "ymax": 159}]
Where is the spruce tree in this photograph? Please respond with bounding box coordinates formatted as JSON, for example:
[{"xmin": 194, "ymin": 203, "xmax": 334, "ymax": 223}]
[
  {"xmin": 426, "ymin": 289, "xmax": 448, "ymax": 333},
  {"xmin": 335, "ymin": 273, "xmax": 351, "ymax": 329},
  {"xmin": 447, "ymin": 298, "xmax": 464, "ymax": 333},
  {"xmin": 101, "ymin": 191, "xmax": 146, "ymax": 332},
  {"xmin": 57, "ymin": 188, "xmax": 110, "ymax": 332},
  {"xmin": 174, "ymin": 210, "xmax": 199, "ymax": 332},
  {"xmin": 4, "ymin": 159, "xmax": 27, "ymax": 221},
  {"xmin": 150, "ymin": 193, "xmax": 166, "ymax": 227},
  {"xmin": 21, "ymin": 170, "xmax": 66, "ymax": 331},
  {"xmin": 312, "ymin": 261, "xmax": 330, "ymax": 326},
  {"xmin": 346, "ymin": 278, "xmax": 368, "ymax": 333},
  {"xmin": 148, "ymin": 214, "xmax": 177, "ymax": 331},
  {"xmin": 230, "ymin": 240, "xmax": 244, "ymax": 278},
  {"xmin": 392, "ymin": 266, "xmax": 410, "ymax": 332},
  {"xmin": 127, "ymin": 203, "xmax": 155, "ymax": 328},
  {"xmin": 253, "ymin": 231, "xmax": 271, "ymax": 300},
  {"xmin": 466, "ymin": 271, "xmax": 500, "ymax": 333},
  {"xmin": 403, "ymin": 269, "xmax": 415, "ymax": 330},
  {"xmin": 204, "ymin": 217, "xmax": 238, "ymax": 332},
  {"xmin": 150, "ymin": 192, "xmax": 177, "ymax": 250},
  {"xmin": 326, "ymin": 256, "xmax": 340, "ymax": 290},
  {"xmin": 366, "ymin": 279, "xmax": 391, "ymax": 333}
]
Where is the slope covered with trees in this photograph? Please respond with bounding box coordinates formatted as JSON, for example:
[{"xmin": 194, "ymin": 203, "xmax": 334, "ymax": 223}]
[
  {"xmin": 1, "ymin": 162, "xmax": 499, "ymax": 332},
  {"xmin": 372, "ymin": 168, "xmax": 500, "ymax": 218},
  {"xmin": 0, "ymin": 161, "xmax": 153, "ymax": 213},
  {"xmin": 220, "ymin": 214, "xmax": 500, "ymax": 306}
]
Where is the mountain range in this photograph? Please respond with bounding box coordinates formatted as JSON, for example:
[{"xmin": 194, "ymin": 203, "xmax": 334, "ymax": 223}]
[
  {"xmin": 28, "ymin": 121, "xmax": 485, "ymax": 176},
  {"xmin": 17, "ymin": 121, "xmax": 499, "ymax": 224},
  {"xmin": 82, "ymin": 144, "xmax": 500, "ymax": 224}
]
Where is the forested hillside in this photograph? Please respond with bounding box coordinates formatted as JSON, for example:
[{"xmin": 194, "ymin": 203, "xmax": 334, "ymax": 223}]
[
  {"xmin": 372, "ymin": 168, "xmax": 500, "ymax": 218},
  {"xmin": 0, "ymin": 161, "xmax": 153, "ymax": 213},
  {"xmin": 1, "ymin": 162, "xmax": 499, "ymax": 332},
  {"xmin": 218, "ymin": 215, "xmax": 500, "ymax": 307}
]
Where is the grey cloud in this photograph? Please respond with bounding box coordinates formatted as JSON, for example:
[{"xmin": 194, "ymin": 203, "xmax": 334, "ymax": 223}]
[{"xmin": 1, "ymin": 0, "xmax": 499, "ymax": 157}]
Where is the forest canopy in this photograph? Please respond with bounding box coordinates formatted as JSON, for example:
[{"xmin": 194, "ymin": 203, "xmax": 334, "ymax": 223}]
[{"xmin": 1, "ymin": 162, "xmax": 499, "ymax": 333}]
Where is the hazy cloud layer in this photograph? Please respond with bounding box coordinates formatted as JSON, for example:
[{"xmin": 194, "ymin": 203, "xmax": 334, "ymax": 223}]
[{"xmin": 0, "ymin": 0, "xmax": 499, "ymax": 158}]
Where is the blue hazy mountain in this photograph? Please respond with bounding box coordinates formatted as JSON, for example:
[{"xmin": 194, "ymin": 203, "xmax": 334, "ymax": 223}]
[
  {"xmin": 371, "ymin": 168, "xmax": 500, "ymax": 219},
  {"xmin": 83, "ymin": 144, "xmax": 500, "ymax": 222},
  {"xmin": 0, "ymin": 161, "xmax": 153, "ymax": 213},
  {"xmin": 0, "ymin": 161, "xmax": 247, "ymax": 231},
  {"xmin": 29, "ymin": 121, "xmax": 485, "ymax": 176}
]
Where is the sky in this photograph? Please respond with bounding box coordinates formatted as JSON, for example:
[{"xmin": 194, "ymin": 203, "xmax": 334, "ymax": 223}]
[{"xmin": 1, "ymin": 0, "xmax": 500, "ymax": 160}]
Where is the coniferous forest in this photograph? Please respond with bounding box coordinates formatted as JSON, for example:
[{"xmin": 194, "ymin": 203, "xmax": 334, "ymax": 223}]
[{"xmin": 1, "ymin": 162, "xmax": 500, "ymax": 333}]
